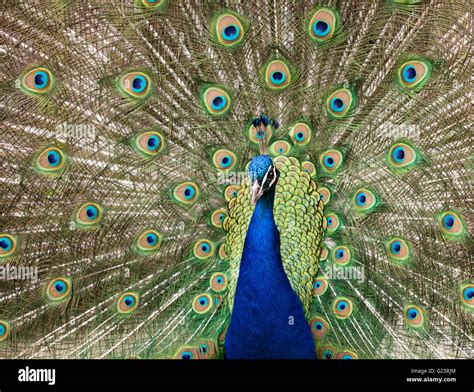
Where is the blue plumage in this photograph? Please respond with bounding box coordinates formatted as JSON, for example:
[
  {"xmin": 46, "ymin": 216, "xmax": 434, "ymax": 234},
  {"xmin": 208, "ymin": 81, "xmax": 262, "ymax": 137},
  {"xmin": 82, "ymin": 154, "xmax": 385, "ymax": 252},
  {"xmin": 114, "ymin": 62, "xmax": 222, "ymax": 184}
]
[{"xmin": 225, "ymin": 183, "xmax": 315, "ymax": 359}]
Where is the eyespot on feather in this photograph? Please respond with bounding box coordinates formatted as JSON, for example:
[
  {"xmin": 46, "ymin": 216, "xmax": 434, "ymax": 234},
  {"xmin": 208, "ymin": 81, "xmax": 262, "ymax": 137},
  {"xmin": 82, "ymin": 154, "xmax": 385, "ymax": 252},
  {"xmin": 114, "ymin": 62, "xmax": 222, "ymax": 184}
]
[
  {"xmin": 313, "ymin": 276, "xmax": 328, "ymax": 297},
  {"xmin": 289, "ymin": 123, "xmax": 312, "ymax": 146},
  {"xmin": 211, "ymin": 10, "xmax": 249, "ymax": 48},
  {"xmin": 0, "ymin": 321, "xmax": 11, "ymax": 342},
  {"xmin": 135, "ymin": 230, "xmax": 162, "ymax": 255},
  {"xmin": 403, "ymin": 305, "xmax": 425, "ymax": 328},
  {"xmin": 117, "ymin": 292, "xmax": 139, "ymax": 314},
  {"xmin": 173, "ymin": 182, "xmax": 200, "ymax": 206},
  {"xmin": 332, "ymin": 245, "xmax": 351, "ymax": 266},
  {"xmin": 262, "ymin": 58, "xmax": 295, "ymax": 91},
  {"xmin": 192, "ymin": 293, "xmax": 214, "ymax": 314},
  {"xmin": 210, "ymin": 209, "xmax": 227, "ymax": 228},
  {"xmin": 212, "ymin": 149, "xmax": 237, "ymax": 171},
  {"xmin": 19, "ymin": 66, "xmax": 55, "ymax": 95},
  {"xmin": 325, "ymin": 88, "xmax": 356, "ymax": 119},
  {"xmin": 311, "ymin": 317, "xmax": 330, "ymax": 339},
  {"xmin": 307, "ymin": 7, "xmax": 340, "ymax": 43},
  {"xmin": 269, "ymin": 140, "xmax": 292, "ymax": 156},
  {"xmin": 385, "ymin": 237, "xmax": 412, "ymax": 264},
  {"xmin": 117, "ymin": 71, "xmax": 152, "ymax": 99},
  {"xmin": 332, "ymin": 297, "xmax": 353, "ymax": 319},
  {"xmin": 34, "ymin": 146, "xmax": 67, "ymax": 174},
  {"xmin": 46, "ymin": 278, "xmax": 72, "ymax": 302},
  {"xmin": 0, "ymin": 234, "xmax": 18, "ymax": 259},
  {"xmin": 320, "ymin": 150, "xmax": 343, "ymax": 173},
  {"xmin": 397, "ymin": 58, "xmax": 432, "ymax": 91},
  {"xmin": 201, "ymin": 86, "xmax": 232, "ymax": 116},
  {"xmin": 193, "ymin": 239, "xmax": 214, "ymax": 260},
  {"xmin": 210, "ymin": 272, "xmax": 228, "ymax": 292},
  {"xmin": 74, "ymin": 202, "xmax": 104, "ymax": 227},
  {"xmin": 459, "ymin": 283, "xmax": 474, "ymax": 309},
  {"xmin": 437, "ymin": 210, "xmax": 466, "ymax": 240},
  {"xmin": 353, "ymin": 188, "xmax": 379, "ymax": 214},
  {"xmin": 132, "ymin": 131, "xmax": 165, "ymax": 156}
]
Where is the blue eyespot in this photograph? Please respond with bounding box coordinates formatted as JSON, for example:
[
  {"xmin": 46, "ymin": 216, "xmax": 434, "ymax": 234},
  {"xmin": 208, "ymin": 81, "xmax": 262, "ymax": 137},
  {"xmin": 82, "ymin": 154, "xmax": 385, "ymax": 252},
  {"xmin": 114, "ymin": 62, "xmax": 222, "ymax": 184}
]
[
  {"xmin": 408, "ymin": 309, "xmax": 418, "ymax": 320},
  {"xmin": 0, "ymin": 237, "xmax": 13, "ymax": 252},
  {"xmin": 216, "ymin": 277, "xmax": 223, "ymax": 284},
  {"xmin": 270, "ymin": 71, "xmax": 286, "ymax": 85},
  {"xmin": 131, "ymin": 76, "xmax": 147, "ymax": 93},
  {"xmin": 313, "ymin": 20, "xmax": 330, "ymax": 37},
  {"xmin": 338, "ymin": 301, "xmax": 347, "ymax": 311},
  {"xmin": 147, "ymin": 135, "xmax": 160, "ymax": 151},
  {"xmin": 391, "ymin": 241, "xmax": 401, "ymax": 254},
  {"xmin": 336, "ymin": 249, "xmax": 344, "ymax": 259},
  {"xmin": 201, "ymin": 244, "xmax": 209, "ymax": 252},
  {"xmin": 124, "ymin": 295, "xmax": 135, "ymax": 307},
  {"xmin": 220, "ymin": 155, "xmax": 233, "ymax": 168},
  {"xmin": 443, "ymin": 215, "xmax": 455, "ymax": 229},
  {"xmin": 85, "ymin": 206, "xmax": 98, "ymax": 220},
  {"xmin": 402, "ymin": 65, "xmax": 417, "ymax": 83},
  {"xmin": 323, "ymin": 349, "xmax": 333, "ymax": 359},
  {"xmin": 199, "ymin": 296, "xmax": 209, "ymax": 306},
  {"xmin": 327, "ymin": 217, "xmax": 333, "ymax": 225},
  {"xmin": 342, "ymin": 355, "xmax": 353, "ymax": 360},
  {"xmin": 183, "ymin": 186, "xmax": 195, "ymax": 200},
  {"xmin": 54, "ymin": 281, "xmax": 66, "ymax": 293},
  {"xmin": 34, "ymin": 71, "xmax": 49, "ymax": 89},
  {"xmin": 295, "ymin": 132, "xmax": 305, "ymax": 141},
  {"xmin": 330, "ymin": 97, "xmax": 345, "ymax": 112},
  {"xmin": 356, "ymin": 193, "xmax": 366, "ymax": 206},
  {"xmin": 146, "ymin": 233, "xmax": 157, "ymax": 245},
  {"xmin": 47, "ymin": 151, "xmax": 61, "ymax": 167},
  {"xmin": 0, "ymin": 325, "xmax": 5, "ymax": 336},
  {"xmin": 314, "ymin": 282, "xmax": 321, "ymax": 288},
  {"xmin": 211, "ymin": 96, "xmax": 227, "ymax": 110},
  {"xmin": 181, "ymin": 351, "xmax": 192, "ymax": 360},
  {"xmin": 324, "ymin": 156, "xmax": 335, "ymax": 168},
  {"xmin": 314, "ymin": 322, "xmax": 323, "ymax": 330},
  {"xmin": 222, "ymin": 24, "xmax": 240, "ymax": 41},
  {"xmin": 392, "ymin": 146, "xmax": 405, "ymax": 163},
  {"xmin": 464, "ymin": 288, "xmax": 473, "ymax": 301}
]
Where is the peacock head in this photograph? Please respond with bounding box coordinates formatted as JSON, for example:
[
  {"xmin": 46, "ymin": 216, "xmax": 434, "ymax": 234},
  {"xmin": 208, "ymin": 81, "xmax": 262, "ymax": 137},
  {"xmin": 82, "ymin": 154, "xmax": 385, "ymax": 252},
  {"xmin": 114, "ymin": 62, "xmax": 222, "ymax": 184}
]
[{"xmin": 248, "ymin": 155, "xmax": 279, "ymax": 205}]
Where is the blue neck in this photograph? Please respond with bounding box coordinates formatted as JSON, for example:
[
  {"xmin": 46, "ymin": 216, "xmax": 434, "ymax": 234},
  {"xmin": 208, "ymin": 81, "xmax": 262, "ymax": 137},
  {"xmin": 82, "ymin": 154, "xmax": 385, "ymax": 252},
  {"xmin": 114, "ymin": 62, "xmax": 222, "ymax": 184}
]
[{"xmin": 225, "ymin": 187, "xmax": 315, "ymax": 359}]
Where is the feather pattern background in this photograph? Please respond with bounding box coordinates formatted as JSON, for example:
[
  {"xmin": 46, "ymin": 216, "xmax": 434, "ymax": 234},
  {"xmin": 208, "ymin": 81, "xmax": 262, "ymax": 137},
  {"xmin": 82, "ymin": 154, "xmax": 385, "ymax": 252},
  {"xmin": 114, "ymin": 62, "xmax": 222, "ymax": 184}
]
[{"xmin": 0, "ymin": 0, "xmax": 472, "ymax": 359}]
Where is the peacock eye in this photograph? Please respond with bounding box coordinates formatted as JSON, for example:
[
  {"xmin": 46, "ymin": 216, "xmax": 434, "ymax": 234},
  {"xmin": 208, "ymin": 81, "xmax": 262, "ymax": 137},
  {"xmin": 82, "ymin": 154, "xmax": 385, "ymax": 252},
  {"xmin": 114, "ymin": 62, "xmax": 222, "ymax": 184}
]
[
  {"xmin": 19, "ymin": 66, "xmax": 55, "ymax": 95},
  {"xmin": 263, "ymin": 58, "xmax": 294, "ymax": 91},
  {"xmin": 192, "ymin": 293, "xmax": 214, "ymax": 314},
  {"xmin": 437, "ymin": 210, "xmax": 466, "ymax": 240},
  {"xmin": 320, "ymin": 150, "xmax": 344, "ymax": 173},
  {"xmin": 75, "ymin": 202, "xmax": 104, "ymax": 227},
  {"xmin": 117, "ymin": 292, "xmax": 139, "ymax": 314},
  {"xmin": 0, "ymin": 234, "xmax": 18, "ymax": 259},
  {"xmin": 0, "ymin": 321, "xmax": 11, "ymax": 342},
  {"xmin": 212, "ymin": 149, "xmax": 237, "ymax": 171},
  {"xmin": 201, "ymin": 86, "xmax": 232, "ymax": 116},
  {"xmin": 310, "ymin": 317, "xmax": 330, "ymax": 339},
  {"xmin": 333, "ymin": 297, "xmax": 353, "ymax": 319},
  {"xmin": 397, "ymin": 59, "xmax": 432, "ymax": 91},
  {"xmin": 325, "ymin": 88, "xmax": 356, "ymax": 119},
  {"xmin": 211, "ymin": 11, "xmax": 248, "ymax": 48},
  {"xmin": 46, "ymin": 278, "xmax": 72, "ymax": 301},
  {"xmin": 133, "ymin": 131, "xmax": 165, "ymax": 157},
  {"xmin": 117, "ymin": 71, "xmax": 152, "ymax": 99},
  {"xmin": 403, "ymin": 305, "xmax": 425, "ymax": 328},
  {"xmin": 307, "ymin": 7, "xmax": 340, "ymax": 43},
  {"xmin": 289, "ymin": 123, "xmax": 312, "ymax": 146},
  {"xmin": 210, "ymin": 272, "xmax": 228, "ymax": 292},
  {"xmin": 34, "ymin": 146, "xmax": 67, "ymax": 175}
]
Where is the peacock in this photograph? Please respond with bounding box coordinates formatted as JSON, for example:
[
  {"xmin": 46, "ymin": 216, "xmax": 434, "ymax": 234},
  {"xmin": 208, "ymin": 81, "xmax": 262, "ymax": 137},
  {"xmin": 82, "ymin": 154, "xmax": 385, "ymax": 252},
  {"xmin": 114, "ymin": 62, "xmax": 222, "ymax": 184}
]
[{"xmin": 0, "ymin": 0, "xmax": 472, "ymax": 360}]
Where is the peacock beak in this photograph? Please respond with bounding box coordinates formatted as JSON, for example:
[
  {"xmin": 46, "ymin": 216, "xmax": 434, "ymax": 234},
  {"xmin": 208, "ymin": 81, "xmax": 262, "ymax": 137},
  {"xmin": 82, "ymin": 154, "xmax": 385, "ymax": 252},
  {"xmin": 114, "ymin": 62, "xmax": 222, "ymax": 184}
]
[{"xmin": 250, "ymin": 180, "xmax": 264, "ymax": 205}]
